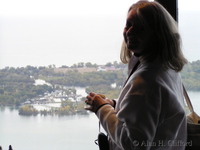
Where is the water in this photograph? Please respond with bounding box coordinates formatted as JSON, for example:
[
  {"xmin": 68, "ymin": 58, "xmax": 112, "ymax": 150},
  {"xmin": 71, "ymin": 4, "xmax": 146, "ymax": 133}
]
[
  {"xmin": 0, "ymin": 91, "xmax": 199, "ymax": 150},
  {"xmin": 0, "ymin": 108, "xmax": 99, "ymax": 150},
  {"xmin": 186, "ymin": 91, "xmax": 200, "ymax": 114}
]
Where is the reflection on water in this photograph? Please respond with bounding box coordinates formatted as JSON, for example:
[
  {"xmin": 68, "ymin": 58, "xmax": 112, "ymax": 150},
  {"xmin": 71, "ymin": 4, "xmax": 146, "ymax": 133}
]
[
  {"xmin": 0, "ymin": 91, "xmax": 199, "ymax": 150},
  {"xmin": 0, "ymin": 107, "xmax": 99, "ymax": 150},
  {"xmin": 187, "ymin": 91, "xmax": 200, "ymax": 114},
  {"xmin": 0, "ymin": 106, "xmax": 5, "ymax": 112}
]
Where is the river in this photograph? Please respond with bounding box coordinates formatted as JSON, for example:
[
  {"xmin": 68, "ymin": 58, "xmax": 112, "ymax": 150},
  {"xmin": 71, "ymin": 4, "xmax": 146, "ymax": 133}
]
[
  {"xmin": 0, "ymin": 91, "xmax": 200, "ymax": 150},
  {"xmin": 0, "ymin": 108, "xmax": 99, "ymax": 150}
]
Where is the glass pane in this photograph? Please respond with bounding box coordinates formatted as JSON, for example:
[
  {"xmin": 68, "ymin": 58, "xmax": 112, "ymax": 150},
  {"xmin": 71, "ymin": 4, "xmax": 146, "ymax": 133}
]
[
  {"xmin": 0, "ymin": 0, "xmax": 200, "ymax": 149},
  {"xmin": 179, "ymin": 0, "xmax": 200, "ymax": 114},
  {"xmin": 0, "ymin": 1, "xmax": 135, "ymax": 150}
]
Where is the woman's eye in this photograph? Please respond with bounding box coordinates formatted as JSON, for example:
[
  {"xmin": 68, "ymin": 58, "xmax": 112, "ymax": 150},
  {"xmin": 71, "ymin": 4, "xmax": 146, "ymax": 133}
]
[{"xmin": 125, "ymin": 22, "xmax": 131, "ymax": 29}]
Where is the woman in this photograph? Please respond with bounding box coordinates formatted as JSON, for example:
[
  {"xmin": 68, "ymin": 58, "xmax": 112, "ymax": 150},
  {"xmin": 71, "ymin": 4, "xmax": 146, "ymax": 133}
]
[{"xmin": 85, "ymin": 1, "xmax": 187, "ymax": 150}]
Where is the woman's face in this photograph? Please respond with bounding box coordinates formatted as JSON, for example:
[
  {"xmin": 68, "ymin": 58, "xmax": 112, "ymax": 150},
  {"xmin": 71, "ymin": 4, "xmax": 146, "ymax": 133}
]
[{"xmin": 123, "ymin": 9, "xmax": 153, "ymax": 55}]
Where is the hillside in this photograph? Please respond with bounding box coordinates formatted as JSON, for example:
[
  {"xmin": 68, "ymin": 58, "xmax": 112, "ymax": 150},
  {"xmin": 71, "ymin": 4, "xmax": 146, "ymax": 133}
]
[{"xmin": 54, "ymin": 67, "xmax": 97, "ymax": 74}]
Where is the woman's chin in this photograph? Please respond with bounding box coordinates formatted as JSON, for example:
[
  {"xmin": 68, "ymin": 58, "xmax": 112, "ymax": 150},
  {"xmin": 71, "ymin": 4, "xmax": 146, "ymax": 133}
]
[
  {"xmin": 127, "ymin": 43, "xmax": 139, "ymax": 50},
  {"xmin": 127, "ymin": 46, "xmax": 141, "ymax": 53}
]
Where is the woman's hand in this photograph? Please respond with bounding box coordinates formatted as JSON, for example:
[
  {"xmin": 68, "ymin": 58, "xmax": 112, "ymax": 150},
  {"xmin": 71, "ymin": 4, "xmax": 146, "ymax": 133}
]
[{"xmin": 85, "ymin": 92, "xmax": 114, "ymax": 113}]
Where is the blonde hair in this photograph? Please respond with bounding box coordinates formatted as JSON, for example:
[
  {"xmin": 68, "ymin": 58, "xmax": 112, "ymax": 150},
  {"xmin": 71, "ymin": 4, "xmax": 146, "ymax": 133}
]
[
  {"xmin": 120, "ymin": 40, "xmax": 132, "ymax": 64},
  {"xmin": 120, "ymin": 1, "xmax": 187, "ymax": 72}
]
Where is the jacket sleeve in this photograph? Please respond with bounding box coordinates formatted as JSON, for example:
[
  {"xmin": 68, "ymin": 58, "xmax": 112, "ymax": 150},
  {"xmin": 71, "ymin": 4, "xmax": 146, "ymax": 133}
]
[{"xmin": 96, "ymin": 75, "xmax": 162, "ymax": 150}]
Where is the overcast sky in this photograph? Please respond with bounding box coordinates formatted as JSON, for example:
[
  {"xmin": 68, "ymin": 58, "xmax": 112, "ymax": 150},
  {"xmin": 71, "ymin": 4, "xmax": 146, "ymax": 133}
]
[{"xmin": 0, "ymin": 0, "xmax": 200, "ymax": 68}]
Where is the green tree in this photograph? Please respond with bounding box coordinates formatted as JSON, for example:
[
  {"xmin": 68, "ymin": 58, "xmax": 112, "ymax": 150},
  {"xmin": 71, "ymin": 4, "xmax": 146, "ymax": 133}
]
[{"xmin": 19, "ymin": 105, "xmax": 39, "ymax": 116}]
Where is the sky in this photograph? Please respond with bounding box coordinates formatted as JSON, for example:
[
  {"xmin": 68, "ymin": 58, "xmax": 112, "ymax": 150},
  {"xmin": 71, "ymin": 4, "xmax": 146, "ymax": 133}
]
[{"xmin": 0, "ymin": 0, "xmax": 200, "ymax": 68}]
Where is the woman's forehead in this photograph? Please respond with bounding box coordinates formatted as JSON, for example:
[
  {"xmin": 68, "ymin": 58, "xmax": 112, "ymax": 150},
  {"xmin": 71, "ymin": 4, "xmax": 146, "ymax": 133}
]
[{"xmin": 127, "ymin": 9, "xmax": 139, "ymax": 22}]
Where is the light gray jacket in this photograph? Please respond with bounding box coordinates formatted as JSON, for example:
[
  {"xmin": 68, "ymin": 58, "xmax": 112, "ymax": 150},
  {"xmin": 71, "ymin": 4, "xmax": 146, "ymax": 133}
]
[{"xmin": 96, "ymin": 56, "xmax": 187, "ymax": 150}]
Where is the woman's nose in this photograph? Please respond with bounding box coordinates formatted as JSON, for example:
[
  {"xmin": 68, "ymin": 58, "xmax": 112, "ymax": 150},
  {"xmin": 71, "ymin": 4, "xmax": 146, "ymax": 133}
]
[{"xmin": 126, "ymin": 26, "xmax": 134, "ymax": 36}]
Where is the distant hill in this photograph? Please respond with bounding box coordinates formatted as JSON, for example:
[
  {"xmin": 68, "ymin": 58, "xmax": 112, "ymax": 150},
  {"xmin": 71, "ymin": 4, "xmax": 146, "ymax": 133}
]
[{"xmin": 54, "ymin": 67, "xmax": 97, "ymax": 74}]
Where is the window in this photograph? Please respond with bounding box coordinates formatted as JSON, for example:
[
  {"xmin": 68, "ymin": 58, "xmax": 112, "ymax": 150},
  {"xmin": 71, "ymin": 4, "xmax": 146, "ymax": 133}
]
[
  {"xmin": 179, "ymin": 0, "xmax": 200, "ymax": 114},
  {"xmin": 0, "ymin": 0, "xmax": 199, "ymax": 149}
]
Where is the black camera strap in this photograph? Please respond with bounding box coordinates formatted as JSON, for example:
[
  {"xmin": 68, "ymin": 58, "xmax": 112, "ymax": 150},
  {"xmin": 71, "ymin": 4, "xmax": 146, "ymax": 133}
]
[
  {"xmin": 95, "ymin": 122, "xmax": 110, "ymax": 150},
  {"xmin": 95, "ymin": 121, "xmax": 102, "ymax": 145}
]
